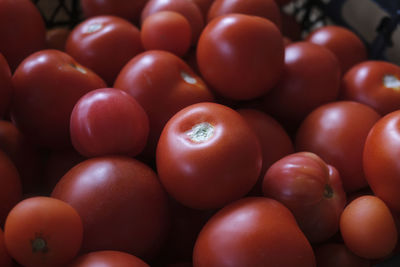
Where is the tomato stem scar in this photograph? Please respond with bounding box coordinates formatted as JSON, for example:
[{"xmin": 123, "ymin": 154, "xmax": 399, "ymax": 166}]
[
  {"xmin": 181, "ymin": 71, "xmax": 197, "ymax": 84},
  {"xmin": 323, "ymin": 184, "xmax": 334, "ymax": 198},
  {"xmin": 85, "ymin": 23, "xmax": 102, "ymax": 33},
  {"xmin": 383, "ymin": 75, "xmax": 400, "ymax": 90},
  {"xmin": 31, "ymin": 237, "xmax": 48, "ymax": 253},
  {"xmin": 69, "ymin": 63, "xmax": 87, "ymax": 74},
  {"xmin": 186, "ymin": 122, "xmax": 214, "ymax": 142}
]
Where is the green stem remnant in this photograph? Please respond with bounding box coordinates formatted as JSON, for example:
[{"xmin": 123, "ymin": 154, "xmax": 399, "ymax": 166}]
[{"xmin": 186, "ymin": 122, "xmax": 214, "ymax": 143}]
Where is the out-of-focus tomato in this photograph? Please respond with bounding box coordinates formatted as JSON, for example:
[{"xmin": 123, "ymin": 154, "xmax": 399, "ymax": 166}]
[
  {"xmin": 280, "ymin": 11, "xmax": 302, "ymax": 41},
  {"xmin": 141, "ymin": 0, "xmax": 204, "ymax": 44},
  {"xmin": 156, "ymin": 103, "xmax": 262, "ymax": 210},
  {"xmin": 46, "ymin": 27, "xmax": 70, "ymax": 51},
  {"xmin": 0, "ymin": 228, "xmax": 11, "ymax": 267},
  {"xmin": 197, "ymin": 14, "xmax": 284, "ymax": 100},
  {"xmin": 363, "ymin": 110, "xmax": 400, "ymax": 212},
  {"xmin": 0, "ymin": 0, "xmax": 46, "ymax": 71},
  {"xmin": 191, "ymin": 0, "xmax": 214, "ymax": 18},
  {"xmin": 114, "ymin": 50, "xmax": 214, "ymax": 158},
  {"xmin": 263, "ymin": 152, "xmax": 346, "ymax": 243},
  {"xmin": 341, "ymin": 61, "xmax": 400, "ymax": 115},
  {"xmin": 11, "ymin": 49, "xmax": 106, "ymax": 150},
  {"xmin": 0, "ymin": 54, "xmax": 12, "ymax": 118},
  {"xmin": 296, "ymin": 101, "xmax": 381, "ymax": 192},
  {"xmin": 69, "ymin": 250, "xmax": 150, "ymax": 267},
  {"xmin": 70, "ymin": 88, "xmax": 149, "ymax": 157},
  {"xmin": 306, "ymin": 25, "xmax": 367, "ymax": 74},
  {"xmin": 141, "ymin": 11, "xmax": 192, "ymax": 57},
  {"xmin": 51, "ymin": 156, "xmax": 170, "ymax": 259},
  {"xmin": 4, "ymin": 196, "xmax": 83, "ymax": 267},
  {"xmin": 314, "ymin": 243, "xmax": 370, "ymax": 267},
  {"xmin": 66, "ymin": 15, "xmax": 143, "ymax": 86},
  {"xmin": 340, "ymin": 195, "xmax": 397, "ymax": 259},
  {"xmin": 263, "ymin": 42, "xmax": 341, "ymax": 130},
  {"xmin": 193, "ymin": 197, "xmax": 316, "ymax": 267}
]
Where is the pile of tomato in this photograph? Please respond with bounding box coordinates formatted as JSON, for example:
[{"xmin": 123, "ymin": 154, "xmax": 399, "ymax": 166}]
[{"xmin": 1, "ymin": 0, "xmax": 400, "ymax": 266}]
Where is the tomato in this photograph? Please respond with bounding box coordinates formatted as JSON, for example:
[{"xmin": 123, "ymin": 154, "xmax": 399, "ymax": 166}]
[
  {"xmin": 306, "ymin": 25, "xmax": 367, "ymax": 74},
  {"xmin": 263, "ymin": 152, "xmax": 346, "ymax": 243},
  {"xmin": 66, "ymin": 15, "xmax": 143, "ymax": 86},
  {"xmin": 296, "ymin": 101, "xmax": 381, "ymax": 192},
  {"xmin": 4, "ymin": 196, "xmax": 83, "ymax": 267},
  {"xmin": 363, "ymin": 110, "xmax": 400, "ymax": 212},
  {"xmin": 51, "ymin": 156, "xmax": 170, "ymax": 259},
  {"xmin": 70, "ymin": 88, "xmax": 149, "ymax": 157},
  {"xmin": 341, "ymin": 60, "xmax": 400, "ymax": 115},
  {"xmin": 69, "ymin": 250, "xmax": 150, "ymax": 267},
  {"xmin": 191, "ymin": 0, "xmax": 214, "ymax": 18},
  {"xmin": 193, "ymin": 197, "xmax": 316, "ymax": 267},
  {"xmin": 156, "ymin": 102, "xmax": 262, "ymax": 209},
  {"xmin": 141, "ymin": 11, "xmax": 192, "ymax": 57},
  {"xmin": 0, "ymin": 54, "xmax": 12, "ymax": 118},
  {"xmin": 280, "ymin": 11, "xmax": 302, "ymax": 41},
  {"xmin": 340, "ymin": 195, "xmax": 397, "ymax": 259},
  {"xmin": 197, "ymin": 14, "xmax": 284, "ymax": 100},
  {"xmin": 207, "ymin": 0, "xmax": 282, "ymax": 29},
  {"xmin": 141, "ymin": 0, "xmax": 204, "ymax": 44},
  {"xmin": 11, "ymin": 49, "xmax": 106, "ymax": 150},
  {"xmin": 263, "ymin": 42, "xmax": 341, "ymax": 130},
  {"xmin": 0, "ymin": 0, "xmax": 46, "ymax": 71},
  {"xmin": 114, "ymin": 50, "xmax": 214, "ymax": 158},
  {"xmin": 314, "ymin": 243, "xmax": 370, "ymax": 267},
  {"xmin": 46, "ymin": 27, "xmax": 70, "ymax": 51},
  {"xmin": 0, "ymin": 228, "xmax": 11, "ymax": 267}
]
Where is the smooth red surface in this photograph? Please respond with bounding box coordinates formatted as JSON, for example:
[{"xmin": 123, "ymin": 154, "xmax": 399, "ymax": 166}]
[
  {"xmin": 69, "ymin": 250, "xmax": 150, "ymax": 267},
  {"xmin": 0, "ymin": 228, "xmax": 11, "ymax": 267},
  {"xmin": 46, "ymin": 28, "xmax": 70, "ymax": 51},
  {"xmin": 0, "ymin": 54, "xmax": 12, "ymax": 118},
  {"xmin": 314, "ymin": 243, "xmax": 370, "ymax": 267}
]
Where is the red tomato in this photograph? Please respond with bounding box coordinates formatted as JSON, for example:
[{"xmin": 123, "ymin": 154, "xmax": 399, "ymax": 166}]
[
  {"xmin": 114, "ymin": 50, "xmax": 214, "ymax": 158},
  {"xmin": 70, "ymin": 88, "xmax": 149, "ymax": 157},
  {"xmin": 193, "ymin": 197, "xmax": 316, "ymax": 267},
  {"xmin": 296, "ymin": 101, "xmax": 381, "ymax": 192},
  {"xmin": 197, "ymin": 14, "xmax": 284, "ymax": 100},
  {"xmin": 66, "ymin": 15, "xmax": 143, "ymax": 86},
  {"xmin": 4, "ymin": 196, "xmax": 83, "ymax": 267},
  {"xmin": 46, "ymin": 27, "xmax": 70, "ymax": 51},
  {"xmin": 141, "ymin": 11, "xmax": 192, "ymax": 57},
  {"xmin": 0, "ymin": 228, "xmax": 11, "ymax": 267},
  {"xmin": 363, "ymin": 110, "xmax": 400, "ymax": 211},
  {"xmin": 306, "ymin": 25, "xmax": 367, "ymax": 74},
  {"xmin": 69, "ymin": 250, "xmax": 150, "ymax": 267},
  {"xmin": 263, "ymin": 152, "xmax": 346, "ymax": 243},
  {"xmin": 51, "ymin": 156, "xmax": 170, "ymax": 259},
  {"xmin": 341, "ymin": 60, "xmax": 400, "ymax": 115},
  {"xmin": 0, "ymin": 54, "xmax": 12, "ymax": 118},
  {"xmin": 156, "ymin": 102, "xmax": 262, "ymax": 210},
  {"xmin": 0, "ymin": 0, "xmax": 46, "ymax": 71},
  {"xmin": 314, "ymin": 243, "xmax": 370, "ymax": 267},
  {"xmin": 340, "ymin": 195, "xmax": 397, "ymax": 259},
  {"xmin": 11, "ymin": 50, "xmax": 106, "ymax": 150},
  {"xmin": 263, "ymin": 42, "xmax": 341, "ymax": 129},
  {"xmin": 191, "ymin": 0, "xmax": 214, "ymax": 18},
  {"xmin": 207, "ymin": 0, "xmax": 282, "ymax": 29},
  {"xmin": 141, "ymin": 0, "xmax": 204, "ymax": 44}
]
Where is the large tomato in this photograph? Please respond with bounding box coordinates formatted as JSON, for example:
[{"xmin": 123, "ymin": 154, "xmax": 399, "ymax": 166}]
[
  {"xmin": 0, "ymin": 54, "xmax": 12, "ymax": 118},
  {"xmin": 69, "ymin": 250, "xmax": 150, "ymax": 267},
  {"xmin": 156, "ymin": 102, "xmax": 262, "ymax": 210}
]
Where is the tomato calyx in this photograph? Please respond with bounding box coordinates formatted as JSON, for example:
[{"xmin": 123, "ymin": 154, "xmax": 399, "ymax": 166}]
[
  {"xmin": 31, "ymin": 234, "xmax": 49, "ymax": 254},
  {"xmin": 181, "ymin": 71, "xmax": 197, "ymax": 84},
  {"xmin": 323, "ymin": 184, "xmax": 334, "ymax": 199},
  {"xmin": 383, "ymin": 75, "xmax": 400, "ymax": 90},
  {"xmin": 186, "ymin": 122, "xmax": 214, "ymax": 143}
]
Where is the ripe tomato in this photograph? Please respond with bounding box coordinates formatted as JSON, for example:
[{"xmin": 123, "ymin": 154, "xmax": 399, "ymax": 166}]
[
  {"xmin": 69, "ymin": 250, "xmax": 150, "ymax": 267},
  {"xmin": 4, "ymin": 196, "xmax": 83, "ymax": 267},
  {"xmin": 66, "ymin": 15, "xmax": 143, "ymax": 86},
  {"xmin": 70, "ymin": 88, "xmax": 149, "ymax": 157},
  {"xmin": 193, "ymin": 197, "xmax": 316, "ymax": 267},
  {"xmin": 191, "ymin": 0, "xmax": 214, "ymax": 18},
  {"xmin": 141, "ymin": 11, "xmax": 192, "ymax": 57},
  {"xmin": 341, "ymin": 60, "xmax": 400, "ymax": 115},
  {"xmin": 296, "ymin": 101, "xmax": 381, "ymax": 192},
  {"xmin": 0, "ymin": 54, "xmax": 12, "ymax": 118},
  {"xmin": 340, "ymin": 195, "xmax": 397, "ymax": 259},
  {"xmin": 156, "ymin": 102, "xmax": 262, "ymax": 210},
  {"xmin": 0, "ymin": 228, "xmax": 11, "ymax": 267},
  {"xmin": 306, "ymin": 25, "xmax": 367, "ymax": 74},
  {"xmin": 46, "ymin": 27, "xmax": 70, "ymax": 51},
  {"xmin": 11, "ymin": 49, "xmax": 106, "ymax": 150},
  {"xmin": 51, "ymin": 156, "xmax": 170, "ymax": 259},
  {"xmin": 197, "ymin": 14, "xmax": 284, "ymax": 100},
  {"xmin": 314, "ymin": 243, "xmax": 370, "ymax": 267}
]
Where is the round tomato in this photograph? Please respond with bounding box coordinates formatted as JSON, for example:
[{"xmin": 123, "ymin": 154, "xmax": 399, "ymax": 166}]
[
  {"xmin": 191, "ymin": 0, "xmax": 214, "ymax": 18},
  {"xmin": 156, "ymin": 102, "xmax": 262, "ymax": 210},
  {"xmin": 4, "ymin": 196, "xmax": 83, "ymax": 267},
  {"xmin": 69, "ymin": 250, "xmax": 150, "ymax": 267},
  {"xmin": 314, "ymin": 243, "xmax": 370, "ymax": 267},
  {"xmin": 193, "ymin": 197, "xmax": 316, "ymax": 267},
  {"xmin": 0, "ymin": 228, "xmax": 11, "ymax": 267},
  {"xmin": 0, "ymin": 54, "xmax": 12, "ymax": 118},
  {"xmin": 46, "ymin": 27, "xmax": 70, "ymax": 51},
  {"xmin": 197, "ymin": 14, "xmax": 284, "ymax": 100}
]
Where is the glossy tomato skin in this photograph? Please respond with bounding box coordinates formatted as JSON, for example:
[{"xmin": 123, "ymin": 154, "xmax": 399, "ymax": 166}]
[
  {"xmin": 296, "ymin": 101, "xmax": 381, "ymax": 192},
  {"xmin": 4, "ymin": 196, "xmax": 83, "ymax": 267},
  {"xmin": 363, "ymin": 110, "xmax": 400, "ymax": 211},
  {"xmin": 51, "ymin": 156, "xmax": 170, "ymax": 259},
  {"xmin": 263, "ymin": 152, "xmax": 346, "ymax": 243},
  {"xmin": 340, "ymin": 195, "xmax": 397, "ymax": 259},
  {"xmin": 306, "ymin": 25, "xmax": 367, "ymax": 74},
  {"xmin": 341, "ymin": 61, "xmax": 400, "ymax": 115},
  {"xmin": 11, "ymin": 50, "xmax": 106, "ymax": 150},
  {"xmin": 70, "ymin": 88, "xmax": 149, "ymax": 157},
  {"xmin": 156, "ymin": 102, "xmax": 262, "ymax": 210},
  {"xmin": 114, "ymin": 50, "xmax": 214, "ymax": 158},
  {"xmin": 0, "ymin": 228, "xmax": 11, "ymax": 267},
  {"xmin": 0, "ymin": 0, "xmax": 46, "ymax": 71},
  {"xmin": 263, "ymin": 42, "xmax": 341, "ymax": 129},
  {"xmin": 0, "ymin": 54, "xmax": 12, "ymax": 118},
  {"xmin": 69, "ymin": 250, "xmax": 150, "ymax": 267},
  {"xmin": 66, "ymin": 15, "xmax": 143, "ymax": 86},
  {"xmin": 314, "ymin": 243, "xmax": 370, "ymax": 267},
  {"xmin": 193, "ymin": 197, "xmax": 316, "ymax": 267}
]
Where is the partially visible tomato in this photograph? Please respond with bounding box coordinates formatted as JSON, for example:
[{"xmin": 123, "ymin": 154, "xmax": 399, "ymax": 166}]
[
  {"xmin": 0, "ymin": 228, "xmax": 11, "ymax": 267},
  {"xmin": 191, "ymin": 0, "xmax": 214, "ymax": 18},
  {"xmin": 69, "ymin": 250, "xmax": 150, "ymax": 267},
  {"xmin": 46, "ymin": 27, "xmax": 70, "ymax": 51},
  {"xmin": 0, "ymin": 54, "xmax": 12, "ymax": 118},
  {"xmin": 314, "ymin": 243, "xmax": 370, "ymax": 267}
]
